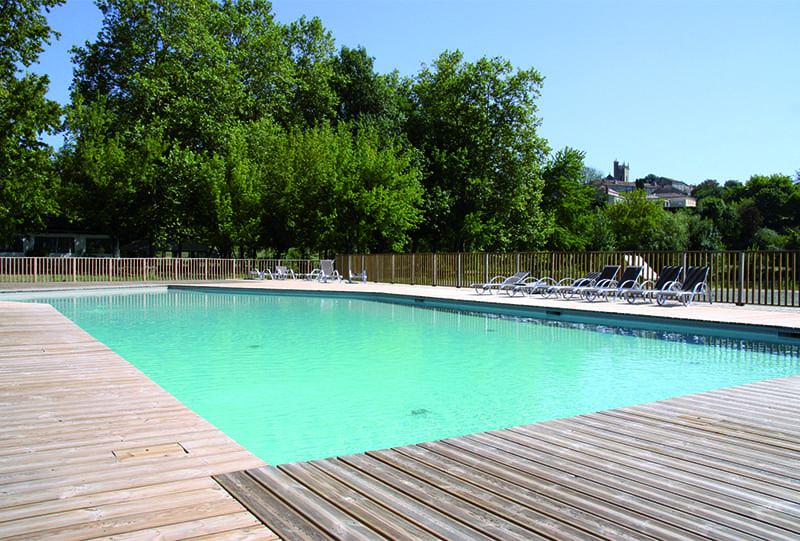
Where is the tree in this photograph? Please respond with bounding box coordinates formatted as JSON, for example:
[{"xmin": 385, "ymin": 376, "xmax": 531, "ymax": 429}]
[
  {"xmin": 691, "ymin": 179, "xmax": 724, "ymax": 201},
  {"xmin": 540, "ymin": 147, "xmax": 594, "ymax": 251},
  {"xmin": 404, "ymin": 50, "xmax": 550, "ymax": 252},
  {"xmin": 601, "ymin": 190, "xmax": 668, "ymax": 250},
  {"xmin": 696, "ymin": 196, "xmax": 739, "ymax": 248},
  {"xmin": 582, "ymin": 166, "xmax": 605, "ymax": 185},
  {"xmin": 332, "ymin": 45, "xmax": 403, "ymax": 135},
  {"xmin": 687, "ymin": 215, "xmax": 723, "ymax": 251},
  {"xmin": 744, "ymin": 173, "xmax": 796, "ymax": 232},
  {"xmin": 257, "ymin": 122, "xmax": 422, "ymax": 255},
  {"xmin": 0, "ymin": 0, "xmax": 63, "ymax": 243},
  {"xmin": 64, "ymin": 0, "xmax": 338, "ymax": 255}
]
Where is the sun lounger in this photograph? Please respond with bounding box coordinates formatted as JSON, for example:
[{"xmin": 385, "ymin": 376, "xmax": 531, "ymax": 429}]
[
  {"xmin": 305, "ymin": 260, "xmax": 342, "ymax": 282},
  {"xmin": 582, "ymin": 266, "xmax": 643, "ymax": 302},
  {"xmin": 542, "ymin": 271, "xmax": 599, "ymax": 298},
  {"xmin": 508, "ymin": 275, "xmax": 558, "ymax": 297},
  {"xmin": 275, "ymin": 265, "xmax": 296, "ymax": 279},
  {"xmin": 348, "ymin": 269, "xmax": 367, "ymax": 283},
  {"xmin": 622, "ymin": 265, "xmax": 683, "ymax": 303},
  {"xmin": 654, "ymin": 266, "xmax": 713, "ymax": 306},
  {"xmin": 471, "ymin": 271, "xmax": 530, "ymax": 295},
  {"xmin": 547, "ymin": 265, "xmax": 620, "ymax": 299},
  {"xmin": 249, "ymin": 268, "xmax": 274, "ymax": 280}
]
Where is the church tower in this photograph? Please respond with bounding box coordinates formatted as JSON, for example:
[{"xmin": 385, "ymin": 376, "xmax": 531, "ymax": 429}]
[{"xmin": 613, "ymin": 160, "xmax": 629, "ymax": 183}]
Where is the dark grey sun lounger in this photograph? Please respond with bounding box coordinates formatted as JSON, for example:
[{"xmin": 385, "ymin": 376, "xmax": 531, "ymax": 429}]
[
  {"xmin": 472, "ymin": 271, "xmax": 530, "ymax": 295},
  {"xmin": 623, "ymin": 265, "xmax": 683, "ymax": 303},
  {"xmin": 508, "ymin": 275, "xmax": 559, "ymax": 297},
  {"xmin": 582, "ymin": 265, "xmax": 643, "ymax": 302},
  {"xmin": 548, "ymin": 265, "xmax": 620, "ymax": 300},
  {"xmin": 654, "ymin": 266, "xmax": 713, "ymax": 305}
]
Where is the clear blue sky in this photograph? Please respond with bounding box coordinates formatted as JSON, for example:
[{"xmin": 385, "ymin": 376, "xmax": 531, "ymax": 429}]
[{"xmin": 35, "ymin": 0, "xmax": 799, "ymax": 184}]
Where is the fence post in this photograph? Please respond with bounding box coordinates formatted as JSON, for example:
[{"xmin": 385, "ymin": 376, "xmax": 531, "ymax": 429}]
[
  {"xmin": 72, "ymin": 258, "xmax": 76, "ymax": 282},
  {"xmin": 737, "ymin": 251, "xmax": 746, "ymax": 306},
  {"xmin": 433, "ymin": 253, "xmax": 437, "ymax": 287},
  {"xmin": 681, "ymin": 252, "xmax": 688, "ymax": 282},
  {"xmin": 458, "ymin": 253, "xmax": 462, "ymax": 288},
  {"xmin": 391, "ymin": 254, "xmax": 395, "ymax": 284},
  {"xmin": 411, "ymin": 254, "xmax": 415, "ymax": 285},
  {"xmin": 484, "ymin": 253, "xmax": 489, "ymax": 284}
]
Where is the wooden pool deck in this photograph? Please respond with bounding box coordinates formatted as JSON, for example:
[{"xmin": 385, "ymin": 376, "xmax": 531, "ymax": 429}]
[{"xmin": 2, "ymin": 280, "xmax": 800, "ymax": 539}]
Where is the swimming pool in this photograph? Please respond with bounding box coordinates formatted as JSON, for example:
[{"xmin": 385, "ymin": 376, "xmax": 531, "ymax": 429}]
[{"xmin": 9, "ymin": 287, "xmax": 800, "ymax": 464}]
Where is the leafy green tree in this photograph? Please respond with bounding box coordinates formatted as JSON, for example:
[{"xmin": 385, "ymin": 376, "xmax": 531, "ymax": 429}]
[
  {"xmin": 651, "ymin": 210, "xmax": 689, "ymax": 251},
  {"xmin": 601, "ymin": 190, "xmax": 668, "ymax": 250},
  {"xmin": 696, "ymin": 195, "xmax": 739, "ymax": 248},
  {"xmin": 0, "ymin": 0, "xmax": 63, "ymax": 243},
  {"xmin": 541, "ymin": 147, "xmax": 595, "ymax": 251},
  {"xmin": 744, "ymin": 173, "xmax": 796, "ymax": 232},
  {"xmin": 735, "ymin": 199, "xmax": 763, "ymax": 249},
  {"xmin": 588, "ymin": 209, "xmax": 616, "ymax": 251},
  {"xmin": 65, "ymin": 0, "xmax": 338, "ymax": 256},
  {"xmin": 687, "ymin": 215, "xmax": 723, "ymax": 251},
  {"xmin": 257, "ymin": 122, "xmax": 422, "ymax": 255},
  {"xmin": 723, "ymin": 180, "xmax": 746, "ymax": 203},
  {"xmin": 277, "ymin": 15, "xmax": 338, "ymax": 129},
  {"xmin": 404, "ymin": 50, "xmax": 550, "ymax": 252},
  {"xmin": 691, "ymin": 179, "xmax": 724, "ymax": 201},
  {"xmin": 332, "ymin": 45, "xmax": 403, "ymax": 135}
]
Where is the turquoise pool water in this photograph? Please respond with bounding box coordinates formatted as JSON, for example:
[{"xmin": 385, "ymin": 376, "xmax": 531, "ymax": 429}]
[{"xmin": 12, "ymin": 287, "xmax": 800, "ymax": 464}]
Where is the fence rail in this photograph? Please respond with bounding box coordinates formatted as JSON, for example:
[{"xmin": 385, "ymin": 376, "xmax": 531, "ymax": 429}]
[
  {"xmin": 338, "ymin": 251, "xmax": 800, "ymax": 308},
  {"xmin": 2, "ymin": 251, "xmax": 798, "ymax": 308},
  {"xmin": 0, "ymin": 258, "xmax": 316, "ymax": 284}
]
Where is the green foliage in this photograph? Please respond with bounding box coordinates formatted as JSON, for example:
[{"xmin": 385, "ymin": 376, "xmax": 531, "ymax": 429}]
[
  {"xmin": 691, "ymin": 179, "xmax": 724, "ymax": 200},
  {"xmin": 257, "ymin": 122, "xmax": 422, "ymax": 255},
  {"xmin": 52, "ymin": 0, "xmax": 800, "ymax": 256},
  {"xmin": 0, "ymin": 0, "xmax": 63, "ymax": 243},
  {"xmin": 404, "ymin": 50, "xmax": 550, "ymax": 252},
  {"xmin": 332, "ymin": 45, "xmax": 403, "ymax": 135},
  {"xmin": 541, "ymin": 147, "xmax": 595, "ymax": 251},
  {"xmin": 687, "ymin": 215, "xmax": 724, "ymax": 251},
  {"xmin": 601, "ymin": 190, "xmax": 669, "ymax": 250}
]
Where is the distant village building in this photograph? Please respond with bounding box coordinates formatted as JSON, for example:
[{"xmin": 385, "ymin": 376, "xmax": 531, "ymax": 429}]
[{"xmin": 599, "ymin": 161, "xmax": 696, "ymax": 208}]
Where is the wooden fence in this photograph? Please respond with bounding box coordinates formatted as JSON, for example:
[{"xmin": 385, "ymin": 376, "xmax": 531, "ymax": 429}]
[
  {"xmin": 2, "ymin": 251, "xmax": 798, "ymax": 307},
  {"xmin": 338, "ymin": 251, "xmax": 800, "ymax": 308},
  {"xmin": 0, "ymin": 258, "xmax": 316, "ymax": 284}
]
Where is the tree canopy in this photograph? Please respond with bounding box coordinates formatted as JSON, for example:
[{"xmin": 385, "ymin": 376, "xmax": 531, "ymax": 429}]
[
  {"xmin": 5, "ymin": 0, "xmax": 798, "ymax": 256},
  {"xmin": 404, "ymin": 50, "xmax": 550, "ymax": 252},
  {"xmin": 0, "ymin": 0, "xmax": 63, "ymax": 243}
]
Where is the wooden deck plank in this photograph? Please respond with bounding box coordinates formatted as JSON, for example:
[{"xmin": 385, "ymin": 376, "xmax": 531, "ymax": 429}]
[
  {"xmin": 4, "ymin": 285, "xmax": 800, "ymax": 539},
  {"xmin": 0, "ymin": 301, "xmax": 274, "ymax": 539},
  {"xmin": 489, "ymin": 426, "xmax": 800, "ymax": 539},
  {"xmin": 393, "ymin": 443, "xmax": 657, "ymax": 541},
  {"xmin": 305, "ymin": 458, "xmax": 494, "ymax": 540},
  {"xmin": 365, "ymin": 447, "xmax": 601, "ymax": 541},
  {"xmin": 219, "ymin": 375, "xmax": 800, "ymax": 541},
  {"xmin": 278, "ymin": 461, "xmax": 439, "ymax": 541}
]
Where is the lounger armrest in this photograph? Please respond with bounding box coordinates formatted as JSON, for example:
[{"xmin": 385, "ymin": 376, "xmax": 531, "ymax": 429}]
[{"xmin": 594, "ymin": 278, "xmax": 617, "ymax": 288}]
